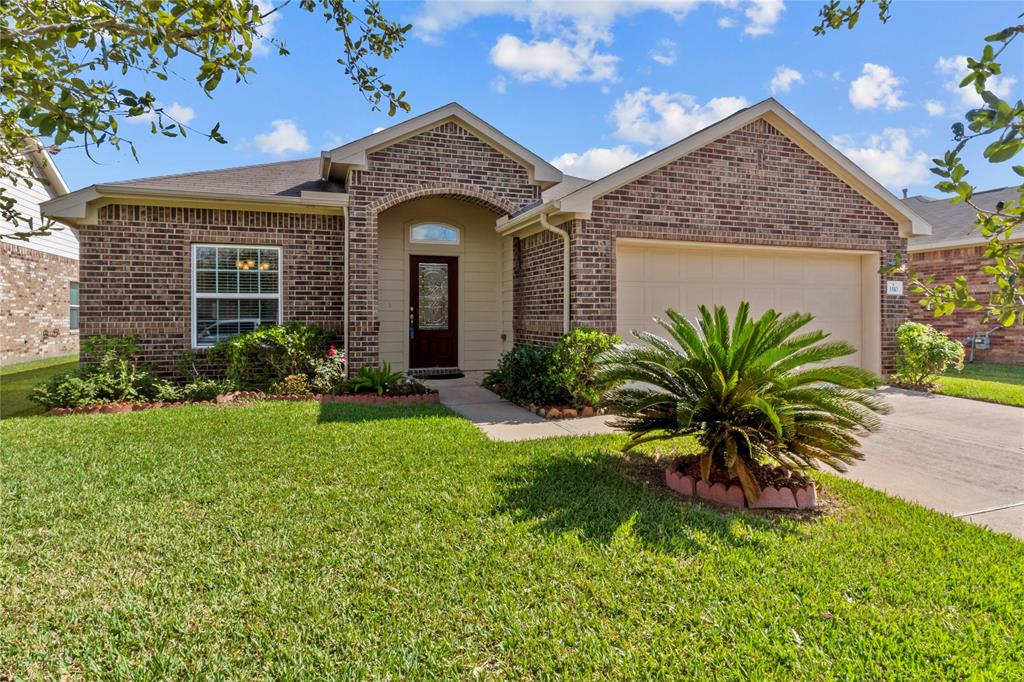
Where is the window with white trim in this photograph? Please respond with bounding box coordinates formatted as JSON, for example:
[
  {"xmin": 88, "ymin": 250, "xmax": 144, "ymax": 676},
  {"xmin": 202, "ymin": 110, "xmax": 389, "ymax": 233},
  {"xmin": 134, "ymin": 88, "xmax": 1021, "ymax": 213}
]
[
  {"xmin": 69, "ymin": 281, "xmax": 79, "ymax": 331},
  {"xmin": 410, "ymin": 223, "xmax": 459, "ymax": 244},
  {"xmin": 192, "ymin": 245, "xmax": 281, "ymax": 347}
]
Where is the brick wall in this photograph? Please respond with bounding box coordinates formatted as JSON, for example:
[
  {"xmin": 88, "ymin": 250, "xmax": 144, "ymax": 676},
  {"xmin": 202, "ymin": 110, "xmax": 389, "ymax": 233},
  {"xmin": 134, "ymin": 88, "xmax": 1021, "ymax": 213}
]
[
  {"xmin": 567, "ymin": 118, "xmax": 907, "ymax": 373},
  {"xmin": 83, "ymin": 205, "xmax": 344, "ymax": 375},
  {"xmin": 344, "ymin": 121, "xmax": 540, "ymax": 367},
  {"xmin": 909, "ymin": 246, "xmax": 1024, "ymax": 362},
  {"xmin": 513, "ymin": 230, "xmax": 567, "ymax": 346},
  {"xmin": 0, "ymin": 241, "xmax": 79, "ymax": 365}
]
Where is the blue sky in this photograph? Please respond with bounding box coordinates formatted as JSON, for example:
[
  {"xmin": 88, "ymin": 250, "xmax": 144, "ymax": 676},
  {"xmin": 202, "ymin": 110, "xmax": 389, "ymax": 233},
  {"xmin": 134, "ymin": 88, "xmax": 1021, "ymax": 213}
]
[{"xmin": 56, "ymin": 1, "xmax": 1022, "ymax": 198}]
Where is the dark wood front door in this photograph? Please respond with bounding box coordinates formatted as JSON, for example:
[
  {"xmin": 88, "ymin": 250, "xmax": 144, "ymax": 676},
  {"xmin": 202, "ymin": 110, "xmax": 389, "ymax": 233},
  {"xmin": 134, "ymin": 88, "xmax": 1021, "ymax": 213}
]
[{"xmin": 409, "ymin": 255, "xmax": 458, "ymax": 368}]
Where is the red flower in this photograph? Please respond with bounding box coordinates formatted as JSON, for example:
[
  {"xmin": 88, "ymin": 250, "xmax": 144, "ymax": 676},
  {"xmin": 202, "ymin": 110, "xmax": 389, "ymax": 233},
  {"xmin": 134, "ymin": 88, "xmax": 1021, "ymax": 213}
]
[{"xmin": 328, "ymin": 344, "xmax": 336, "ymax": 357}]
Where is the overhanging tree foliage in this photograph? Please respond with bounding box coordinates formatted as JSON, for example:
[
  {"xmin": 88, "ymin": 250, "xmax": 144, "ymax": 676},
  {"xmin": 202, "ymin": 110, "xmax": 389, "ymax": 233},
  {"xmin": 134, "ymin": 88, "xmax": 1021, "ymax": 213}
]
[
  {"xmin": 1, "ymin": 0, "xmax": 411, "ymax": 240},
  {"xmin": 816, "ymin": 2, "xmax": 1024, "ymax": 327}
]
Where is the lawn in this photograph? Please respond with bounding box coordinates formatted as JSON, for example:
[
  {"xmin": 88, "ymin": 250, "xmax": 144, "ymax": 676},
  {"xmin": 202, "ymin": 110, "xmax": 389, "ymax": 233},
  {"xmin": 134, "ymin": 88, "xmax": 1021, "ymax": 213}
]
[
  {"xmin": 1, "ymin": 402, "xmax": 1022, "ymax": 678},
  {"xmin": 936, "ymin": 362, "xmax": 1024, "ymax": 407},
  {"xmin": 0, "ymin": 354, "xmax": 79, "ymax": 419}
]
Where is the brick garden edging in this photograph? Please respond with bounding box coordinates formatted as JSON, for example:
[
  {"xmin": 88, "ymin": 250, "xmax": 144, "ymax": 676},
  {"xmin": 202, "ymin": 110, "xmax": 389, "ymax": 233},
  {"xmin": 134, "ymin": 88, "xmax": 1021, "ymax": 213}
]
[
  {"xmin": 664, "ymin": 458, "xmax": 817, "ymax": 510},
  {"xmin": 45, "ymin": 390, "xmax": 439, "ymax": 416}
]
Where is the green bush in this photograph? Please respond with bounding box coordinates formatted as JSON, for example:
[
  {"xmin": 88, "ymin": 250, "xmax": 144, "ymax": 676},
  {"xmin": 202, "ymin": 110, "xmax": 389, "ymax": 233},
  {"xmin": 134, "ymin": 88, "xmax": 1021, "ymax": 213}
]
[
  {"xmin": 211, "ymin": 322, "xmax": 328, "ymax": 390},
  {"xmin": 348, "ymin": 363, "xmax": 404, "ymax": 396},
  {"xmin": 310, "ymin": 345, "xmax": 348, "ymax": 394},
  {"xmin": 272, "ymin": 373, "xmax": 311, "ymax": 396},
  {"xmin": 180, "ymin": 378, "xmax": 234, "ymax": 402},
  {"xmin": 598, "ymin": 303, "xmax": 888, "ymax": 505},
  {"xmin": 550, "ymin": 327, "xmax": 622, "ymax": 407},
  {"xmin": 488, "ymin": 345, "xmax": 566, "ymax": 407},
  {"xmin": 29, "ymin": 335, "xmax": 178, "ymax": 408},
  {"xmin": 894, "ymin": 321, "xmax": 965, "ymax": 387}
]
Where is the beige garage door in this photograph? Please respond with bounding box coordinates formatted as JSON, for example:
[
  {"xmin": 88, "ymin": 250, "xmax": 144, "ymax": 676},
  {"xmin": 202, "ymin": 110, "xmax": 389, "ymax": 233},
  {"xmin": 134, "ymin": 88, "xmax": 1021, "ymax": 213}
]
[{"xmin": 616, "ymin": 241, "xmax": 875, "ymax": 368}]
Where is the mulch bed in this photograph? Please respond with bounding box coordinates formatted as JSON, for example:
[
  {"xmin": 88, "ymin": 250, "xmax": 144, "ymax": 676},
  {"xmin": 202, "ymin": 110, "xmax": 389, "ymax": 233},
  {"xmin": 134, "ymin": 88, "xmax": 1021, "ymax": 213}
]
[
  {"xmin": 483, "ymin": 384, "xmax": 605, "ymax": 420},
  {"xmin": 672, "ymin": 454, "xmax": 811, "ymax": 491},
  {"xmin": 44, "ymin": 390, "xmax": 438, "ymax": 416}
]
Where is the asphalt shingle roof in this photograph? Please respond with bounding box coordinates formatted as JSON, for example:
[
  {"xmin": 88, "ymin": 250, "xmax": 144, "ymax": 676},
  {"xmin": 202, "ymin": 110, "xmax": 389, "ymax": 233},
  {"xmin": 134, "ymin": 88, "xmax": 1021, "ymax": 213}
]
[
  {"xmin": 903, "ymin": 186, "xmax": 1019, "ymax": 250},
  {"xmin": 106, "ymin": 157, "xmax": 341, "ymax": 197}
]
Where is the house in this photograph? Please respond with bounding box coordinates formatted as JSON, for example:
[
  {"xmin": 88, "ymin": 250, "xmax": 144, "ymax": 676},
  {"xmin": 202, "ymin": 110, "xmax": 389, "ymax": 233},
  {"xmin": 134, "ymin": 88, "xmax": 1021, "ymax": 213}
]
[
  {"xmin": 41, "ymin": 99, "xmax": 929, "ymax": 377},
  {"xmin": 0, "ymin": 145, "xmax": 78, "ymax": 366},
  {"xmin": 903, "ymin": 187, "xmax": 1023, "ymax": 363}
]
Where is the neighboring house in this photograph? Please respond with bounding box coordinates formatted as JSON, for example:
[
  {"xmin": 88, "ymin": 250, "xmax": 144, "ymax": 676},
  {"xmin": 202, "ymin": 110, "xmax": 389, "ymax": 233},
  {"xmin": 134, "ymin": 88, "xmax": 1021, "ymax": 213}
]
[
  {"xmin": 0, "ymin": 146, "xmax": 78, "ymax": 366},
  {"xmin": 42, "ymin": 99, "xmax": 929, "ymax": 377},
  {"xmin": 903, "ymin": 187, "xmax": 1023, "ymax": 363}
]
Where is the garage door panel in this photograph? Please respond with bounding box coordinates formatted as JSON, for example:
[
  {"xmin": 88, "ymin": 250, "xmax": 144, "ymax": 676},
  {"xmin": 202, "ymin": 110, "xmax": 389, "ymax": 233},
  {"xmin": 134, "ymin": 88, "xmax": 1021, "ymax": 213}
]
[{"xmin": 617, "ymin": 242, "xmax": 867, "ymax": 369}]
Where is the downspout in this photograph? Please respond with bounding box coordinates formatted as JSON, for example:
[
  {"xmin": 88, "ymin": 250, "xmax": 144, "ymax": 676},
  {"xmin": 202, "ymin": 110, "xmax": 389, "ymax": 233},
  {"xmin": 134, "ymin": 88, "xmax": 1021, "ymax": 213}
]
[
  {"xmin": 342, "ymin": 205, "xmax": 350, "ymax": 373},
  {"xmin": 538, "ymin": 213, "xmax": 570, "ymax": 334}
]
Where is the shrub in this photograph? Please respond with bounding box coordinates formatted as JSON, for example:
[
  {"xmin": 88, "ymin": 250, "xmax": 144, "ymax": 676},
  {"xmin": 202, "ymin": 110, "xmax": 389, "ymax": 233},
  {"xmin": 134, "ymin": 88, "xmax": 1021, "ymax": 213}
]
[
  {"xmin": 29, "ymin": 335, "xmax": 178, "ymax": 408},
  {"xmin": 489, "ymin": 345, "xmax": 566, "ymax": 407},
  {"xmin": 894, "ymin": 321, "xmax": 965, "ymax": 387},
  {"xmin": 211, "ymin": 322, "xmax": 328, "ymax": 389},
  {"xmin": 180, "ymin": 378, "xmax": 234, "ymax": 402},
  {"xmin": 272, "ymin": 373, "xmax": 311, "ymax": 396},
  {"xmin": 310, "ymin": 345, "xmax": 348, "ymax": 394},
  {"xmin": 385, "ymin": 376, "xmax": 432, "ymax": 396},
  {"xmin": 597, "ymin": 303, "xmax": 888, "ymax": 505},
  {"xmin": 550, "ymin": 327, "xmax": 622, "ymax": 407},
  {"xmin": 348, "ymin": 363, "xmax": 404, "ymax": 396}
]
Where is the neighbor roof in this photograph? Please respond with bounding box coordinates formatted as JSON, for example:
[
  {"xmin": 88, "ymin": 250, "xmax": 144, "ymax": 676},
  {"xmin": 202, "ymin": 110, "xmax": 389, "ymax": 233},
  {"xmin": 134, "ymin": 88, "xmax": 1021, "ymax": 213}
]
[
  {"xmin": 904, "ymin": 186, "xmax": 1020, "ymax": 251},
  {"xmin": 103, "ymin": 157, "xmax": 339, "ymax": 197}
]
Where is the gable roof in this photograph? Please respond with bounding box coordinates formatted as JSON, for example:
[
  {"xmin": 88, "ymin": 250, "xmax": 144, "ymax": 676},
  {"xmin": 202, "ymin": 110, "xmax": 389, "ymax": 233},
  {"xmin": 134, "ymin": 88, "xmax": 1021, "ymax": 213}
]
[
  {"xmin": 904, "ymin": 186, "xmax": 1019, "ymax": 251},
  {"xmin": 498, "ymin": 98, "xmax": 930, "ymax": 238},
  {"xmin": 320, "ymin": 102, "xmax": 563, "ymax": 188}
]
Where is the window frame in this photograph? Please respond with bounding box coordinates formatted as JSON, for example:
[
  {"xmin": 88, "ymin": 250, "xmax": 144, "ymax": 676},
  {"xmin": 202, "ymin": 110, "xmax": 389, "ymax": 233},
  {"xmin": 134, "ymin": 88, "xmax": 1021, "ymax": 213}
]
[
  {"xmin": 69, "ymin": 281, "xmax": 79, "ymax": 332},
  {"xmin": 190, "ymin": 243, "xmax": 283, "ymax": 349},
  {"xmin": 408, "ymin": 221, "xmax": 460, "ymax": 246}
]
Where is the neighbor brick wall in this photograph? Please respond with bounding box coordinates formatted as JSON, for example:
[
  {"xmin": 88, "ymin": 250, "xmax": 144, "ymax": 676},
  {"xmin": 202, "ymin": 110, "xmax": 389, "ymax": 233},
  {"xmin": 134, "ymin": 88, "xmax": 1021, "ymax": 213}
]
[
  {"xmin": 513, "ymin": 230, "xmax": 567, "ymax": 346},
  {"xmin": 344, "ymin": 121, "xmax": 540, "ymax": 368},
  {"xmin": 569, "ymin": 118, "xmax": 907, "ymax": 374},
  {"xmin": 0, "ymin": 241, "xmax": 79, "ymax": 365},
  {"xmin": 82, "ymin": 205, "xmax": 344, "ymax": 375},
  {"xmin": 909, "ymin": 246, "xmax": 1024, "ymax": 362}
]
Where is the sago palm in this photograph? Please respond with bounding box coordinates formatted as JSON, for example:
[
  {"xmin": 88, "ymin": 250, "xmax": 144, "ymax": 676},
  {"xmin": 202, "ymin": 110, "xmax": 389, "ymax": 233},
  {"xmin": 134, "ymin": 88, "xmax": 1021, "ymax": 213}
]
[{"xmin": 596, "ymin": 303, "xmax": 889, "ymax": 504}]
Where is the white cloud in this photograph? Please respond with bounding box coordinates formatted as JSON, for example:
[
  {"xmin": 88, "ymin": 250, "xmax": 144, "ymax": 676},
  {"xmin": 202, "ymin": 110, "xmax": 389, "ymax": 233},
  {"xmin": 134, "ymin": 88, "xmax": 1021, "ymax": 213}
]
[
  {"xmin": 833, "ymin": 128, "xmax": 930, "ymax": 190},
  {"xmin": 848, "ymin": 63, "xmax": 909, "ymax": 110},
  {"xmin": 127, "ymin": 101, "xmax": 195, "ymax": 125},
  {"xmin": 253, "ymin": 120, "xmax": 310, "ymax": 155},
  {"xmin": 252, "ymin": 0, "xmax": 282, "ymax": 56},
  {"xmin": 769, "ymin": 66, "xmax": 804, "ymax": 94},
  {"xmin": 550, "ymin": 145, "xmax": 647, "ymax": 180},
  {"xmin": 611, "ymin": 88, "xmax": 748, "ymax": 147},
  {"xmin": 936, "ymin": 54, "xmax": 1017, "ymax": 108},
  {"xmin": 924, "ymin": 100, "xmax": 946, "ymax": 117},
  {"xmin": 717, "ymin": 16, "xmax": 736, "ymax": 29},
  {"xmin": 744, "ymin": 0, "xmax": 785, "ymax": 36},
  {"xmin": 649, "ymin": 38, "xmax": 677, "ymax": 66},
  {"xmin": 490, "ymin": 34, "xmax": 617, "ymax": 84},
  {"xmin": 372, "ymin": 126, "xmax": 386, "ymax": 133},
  {"xmin": 491, "ymin": 76, "xmax": 508, "ymax": 94}
]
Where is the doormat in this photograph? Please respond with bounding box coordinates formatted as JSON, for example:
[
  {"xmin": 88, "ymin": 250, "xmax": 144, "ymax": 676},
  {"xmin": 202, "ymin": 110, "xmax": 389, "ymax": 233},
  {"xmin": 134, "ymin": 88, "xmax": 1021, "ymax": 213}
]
[{"xmin": 413, "ymin": 371, "xmax": 465, "ymax": 380}]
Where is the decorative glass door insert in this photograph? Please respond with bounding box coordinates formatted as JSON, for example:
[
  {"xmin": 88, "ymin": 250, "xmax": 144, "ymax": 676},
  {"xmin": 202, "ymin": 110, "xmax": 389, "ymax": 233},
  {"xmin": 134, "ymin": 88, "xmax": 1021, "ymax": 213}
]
[{"xmin": 417, "ymin": 263, "xmax": 449, "ymax": 330}]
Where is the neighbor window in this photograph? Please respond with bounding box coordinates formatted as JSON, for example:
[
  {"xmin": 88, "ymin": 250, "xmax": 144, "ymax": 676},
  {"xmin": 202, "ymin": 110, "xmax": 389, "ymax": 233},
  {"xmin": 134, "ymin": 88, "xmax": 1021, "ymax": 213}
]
[
  {"xmin": 192, "ymin": 245, "xmax": 281, "ymax": 347},
  {"xmin": 69, "ymin": 281, "xmax": 79, "ymax": 331},
  {"xmin": 410, "ymin": 223, "xmax": 459, "ymax": 244}
]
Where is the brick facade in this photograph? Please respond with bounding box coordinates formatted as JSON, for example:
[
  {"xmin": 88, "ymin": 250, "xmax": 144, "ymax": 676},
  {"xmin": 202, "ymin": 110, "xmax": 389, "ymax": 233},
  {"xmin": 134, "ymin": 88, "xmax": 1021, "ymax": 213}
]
[
  {"xmin": 0, "ymin": 241, "xmax": 79, "ymax": 365},
  {"xmin": 344, "ymin": 121, "xmax": 540, "ymax": 367},
  {"xmin": 563, "ymin": 119, "xmax": 907, "ymax": 373},
  {"xmin": 84, "ymin": 205, "xmax": 344, "ymax": 375},
  {"xmin": 909, "ymin": 246, "xmax": 1024, "ymax": 362},
  {"xmin": 513, "ymin": 230, "xmax": 566, "ymax": 346}
]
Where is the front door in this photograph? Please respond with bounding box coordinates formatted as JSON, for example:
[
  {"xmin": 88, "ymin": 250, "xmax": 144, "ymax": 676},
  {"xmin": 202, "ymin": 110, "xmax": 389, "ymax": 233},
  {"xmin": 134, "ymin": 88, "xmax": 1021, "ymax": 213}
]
[{"xmin": 409, "ymin": 255, "xmax": 458, "ymax": 368}]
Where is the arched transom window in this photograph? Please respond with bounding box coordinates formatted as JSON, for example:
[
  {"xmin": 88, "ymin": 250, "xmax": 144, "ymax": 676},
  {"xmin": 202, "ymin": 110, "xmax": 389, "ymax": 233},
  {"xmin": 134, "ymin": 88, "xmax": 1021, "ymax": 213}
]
[{"xmin": 410, "ymin": 223, "xmax": 459, "ymax": 244}]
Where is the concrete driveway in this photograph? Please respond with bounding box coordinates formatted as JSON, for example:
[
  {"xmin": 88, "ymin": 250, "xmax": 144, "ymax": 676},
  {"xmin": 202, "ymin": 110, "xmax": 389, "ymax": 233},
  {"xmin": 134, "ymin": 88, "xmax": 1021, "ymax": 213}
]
[{"xmin": 845, "ymin": 388, "xmax": 1024, "ymax": 539}]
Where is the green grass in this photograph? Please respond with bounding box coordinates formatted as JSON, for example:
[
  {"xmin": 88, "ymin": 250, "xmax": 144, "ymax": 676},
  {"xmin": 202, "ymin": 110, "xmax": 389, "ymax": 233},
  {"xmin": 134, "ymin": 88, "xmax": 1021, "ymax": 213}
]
[
  {"xmin": 936, "ymin": 362, "xmax": 1024, "ymax": 407},
  {"xmin": 1, "ymin": 402, "xmax": 1022, "ymax": 678},
  {"xmin": 0, "ymin": 354, "xmax": 78, "ymax": 419}
]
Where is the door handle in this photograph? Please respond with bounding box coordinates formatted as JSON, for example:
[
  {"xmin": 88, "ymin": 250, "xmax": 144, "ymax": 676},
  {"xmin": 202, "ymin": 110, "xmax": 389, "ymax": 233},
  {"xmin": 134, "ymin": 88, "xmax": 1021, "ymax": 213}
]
[{"xmin": 409, "ymin": 306, "xmax": 415, "ymax": 339}]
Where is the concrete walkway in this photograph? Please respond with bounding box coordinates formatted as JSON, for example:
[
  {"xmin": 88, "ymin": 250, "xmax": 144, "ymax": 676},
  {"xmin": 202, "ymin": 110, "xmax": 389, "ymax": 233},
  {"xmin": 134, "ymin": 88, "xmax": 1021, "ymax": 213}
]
[
  {"xmin": 844, "ymin": 388, "xmax": 1024, "ymax": 539},
  {"xmin": 423, "ymin": 372, "xmax": 616, "ymax": 441}
]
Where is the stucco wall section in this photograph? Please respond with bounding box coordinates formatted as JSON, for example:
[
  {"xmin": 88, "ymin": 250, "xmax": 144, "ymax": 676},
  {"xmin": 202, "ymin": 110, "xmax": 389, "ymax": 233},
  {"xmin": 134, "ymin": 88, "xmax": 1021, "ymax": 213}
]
[
  {"xmin": 0, "ymin": 241, "xmax": 79, "ymax": 365},
  {"xmin": 570, "ymin": 118, "xmax": 907, "ymax": 373}
]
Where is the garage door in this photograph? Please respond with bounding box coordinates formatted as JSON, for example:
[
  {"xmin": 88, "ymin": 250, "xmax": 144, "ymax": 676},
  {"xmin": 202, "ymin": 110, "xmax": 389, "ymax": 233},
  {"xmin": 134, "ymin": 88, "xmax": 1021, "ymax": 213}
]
[{"xmin": 616, "ymin": 241, "xmax": 871, "ymax": 368}]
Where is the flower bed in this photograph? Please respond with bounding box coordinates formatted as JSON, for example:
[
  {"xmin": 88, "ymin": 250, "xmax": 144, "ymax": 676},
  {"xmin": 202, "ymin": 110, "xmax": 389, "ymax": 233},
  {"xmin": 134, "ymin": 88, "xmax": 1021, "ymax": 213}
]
[
  {"xmin": 528, "ymin": 403, "xmax": 607, "ymax": 420},
  {"xmin": 45, "ymin": 390, "xmax": 438, "ymax": 416},
  {"xmin": 664, "ymin": 457, "xmax": 817, "ymax": 510}
]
